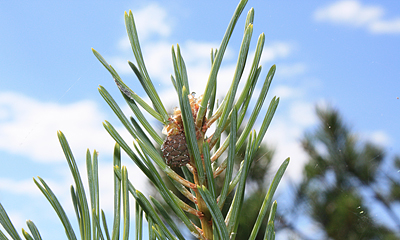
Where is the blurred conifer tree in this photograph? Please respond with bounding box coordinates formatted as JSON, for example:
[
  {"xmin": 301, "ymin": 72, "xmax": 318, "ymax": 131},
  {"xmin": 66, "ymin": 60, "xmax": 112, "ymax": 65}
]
[{"xmin": 281, "ymin": 106, "xmax": 400, "ymax": 239}]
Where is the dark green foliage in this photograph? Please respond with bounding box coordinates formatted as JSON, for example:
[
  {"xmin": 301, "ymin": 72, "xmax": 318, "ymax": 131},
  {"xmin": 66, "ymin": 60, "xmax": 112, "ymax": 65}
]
[{"xmin": 285, "ymin": 106, "xmax": 400, "ymax": 239}]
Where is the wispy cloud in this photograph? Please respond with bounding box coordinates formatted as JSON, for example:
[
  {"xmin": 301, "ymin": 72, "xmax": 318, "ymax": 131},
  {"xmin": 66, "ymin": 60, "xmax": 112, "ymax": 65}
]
[
  {"xmin": 260, "ymin": 42, "xmax": 294, "ymax": 64},
  {"xmin": 263, "ymin": 98, "xmax": 318, "ymax": 183},
  {"xmin": 130, "ymin": 3, "xmax": 172, "ymax": 41},
  {"xmin": 361, "ymin": 130, "xmax": 392, "ymax": 147},
  {"xmin": 0, "ymin": 91, "xmax": 118, "ymax": 163},
  {"xmin": 0, "ymin": 178, "xmax": 41, "ymax": 196},
  {"xmin": 277, "ymin": 63, "xmax": 307, "ymax": 78},
  {"xmin": 314, "ymin": 0, "xmax": 400, "ymax": 34}
]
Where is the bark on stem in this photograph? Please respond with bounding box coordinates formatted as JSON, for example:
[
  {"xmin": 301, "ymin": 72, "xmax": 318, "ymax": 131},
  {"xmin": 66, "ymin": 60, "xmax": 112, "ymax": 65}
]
[{"xmin": 192, "ymin": 163, "xmax": 213, "ymax": 239}]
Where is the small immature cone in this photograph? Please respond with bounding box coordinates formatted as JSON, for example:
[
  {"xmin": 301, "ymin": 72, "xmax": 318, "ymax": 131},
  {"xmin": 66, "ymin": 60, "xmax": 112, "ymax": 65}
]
[
  {"xmin": 161, "ymin": 133, "xmax": 190, "ymax": 167},
  {"xmin": 161, "ymin": 94, "xmax": 206, "ymax": 167}
]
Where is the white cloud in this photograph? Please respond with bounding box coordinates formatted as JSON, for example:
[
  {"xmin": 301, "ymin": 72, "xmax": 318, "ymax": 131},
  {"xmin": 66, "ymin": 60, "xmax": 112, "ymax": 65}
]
[
  {"xmin": 0, "ymin": 91, "xmax": 119, "ymax": 163},
  {"xmin": 278, "ymin": 63, "xmax": 307, "ymax": 78},
  {"xmin": 180, "ymin": 40, "xmax": 220, "ymax": 64},
  {"xmin": 132, "ymin": 3, "xmax": 172, "ymax": 41},
  {"xmin": 107, "ymin": 55, "xmax": 132, "ymax": 75},
  {"xmin": 361, "ymin": 130, "xmax": 392, "ymax": 147},
  {"xmin": 314, "ymin": 1, "xmax": 383, "ymax": 26},
  {"xmin": 0, "ymin": 91, "xmax": 152, "ymax": 211},
  {"xmin": 117, "ymin": 36, "xmax": 131, "ymax": 51},
  {"xmin": 289, "ymin": 101, "xmax": 318, "ymax": 127},
  {"xmin": 112, "ymin": 39, "xmax": 174, "ymax": 79},
  {"xmin": 0, "ymin": 178, "xmax": 40, "ymax": 196},
  {"xmin": 144, "ymin": 40, "xmax": 176, "ymax": 83},
  {"xmin": 369, "ymin": 18, "xmax": 400, "ymax": 34},
  {"xmin": 265, "ymin": 118, "xmax": 309, "ymax": 183},
  {"xmin": 314, "ymin": 0, "xmax": 400, "ymax": 34},
  {"xmin": 260, "ymin": 42, "xmax": 293, "ymax": 64},
  {"xmin": 272, "ymin": 85, "xmax": 303, "ymax": 100},
  {"xmin": 262, "ymin": 100, "xmax": 318, "ymax": 183},
  {"xmin": 116, "ymin": 3, "xmax": 172, "ymax": 50}
]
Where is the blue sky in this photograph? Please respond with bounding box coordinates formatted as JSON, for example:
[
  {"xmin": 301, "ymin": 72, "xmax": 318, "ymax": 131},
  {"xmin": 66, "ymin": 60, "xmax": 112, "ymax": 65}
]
[{"xmin": 1, "ymin": 0, "xmax": 399, "ymax": 238}]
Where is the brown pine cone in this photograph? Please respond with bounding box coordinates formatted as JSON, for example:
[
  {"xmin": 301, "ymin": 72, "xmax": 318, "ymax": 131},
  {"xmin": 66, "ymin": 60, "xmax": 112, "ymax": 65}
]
[{"xmin": 161, "ymin": 132, "xmax": 190, "ymax": 167}]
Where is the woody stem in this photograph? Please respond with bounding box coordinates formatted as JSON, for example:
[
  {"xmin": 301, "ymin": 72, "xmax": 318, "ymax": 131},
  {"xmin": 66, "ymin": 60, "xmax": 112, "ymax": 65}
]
[{"xmin": 191, "ymin": 162, "xmax": 213, "ymax": 240}]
